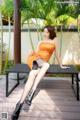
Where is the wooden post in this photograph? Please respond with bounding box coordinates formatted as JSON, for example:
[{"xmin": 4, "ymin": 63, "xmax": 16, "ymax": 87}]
[{"xmin": 14, "ymin": 0, "xmax": 21, "ymax": 64}]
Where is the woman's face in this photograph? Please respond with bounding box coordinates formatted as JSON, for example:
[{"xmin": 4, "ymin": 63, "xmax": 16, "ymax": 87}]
[{"xmin": 43, "ymin": 28, "xmax": 50, "ymax": 39}]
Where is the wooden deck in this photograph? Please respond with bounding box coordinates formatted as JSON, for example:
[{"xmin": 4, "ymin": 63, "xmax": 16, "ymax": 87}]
[{"xmin": 0, "ymin": 75, "xmax": 80, "ymax": 120}]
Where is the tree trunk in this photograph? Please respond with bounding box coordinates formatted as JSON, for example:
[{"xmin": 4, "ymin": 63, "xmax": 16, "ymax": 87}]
[{"xmin": 14, "ymin": 0, "xmax": 21, "ymax": 64}]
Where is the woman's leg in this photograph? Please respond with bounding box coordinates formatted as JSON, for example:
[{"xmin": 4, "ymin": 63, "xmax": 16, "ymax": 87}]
[
  {"xmin": 11, "ymin": 69, "xmax": 40, "ymax": 120},
  {"xmin": 32, "ymin": 62, "xmax": 50, "ymax": 91},
  {"xmin": 19, "ymin": 68, "xmax": 40, "ymax": 104},
  {"xmin": 28, "ymin": 62, "xmax": 50, "ymax": 102}
]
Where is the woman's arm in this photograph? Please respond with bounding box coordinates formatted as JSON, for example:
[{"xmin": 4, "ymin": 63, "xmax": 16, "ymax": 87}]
[
  {"xmin": 28, "ymin": 41, "xmax": 43, "ymax": 56},
  {"xmin": 36, "ymin": 41, "xmax": 43, "ymax": 51},
  {"xmin": 54, "ymin": 40, "xmax": 61, "ymax": 65},
  {"xmin": 28, "ymin": 41, "xmax": 42, "ymax": 55},
  {"xmin": 54, "ymin": 40, "xmax": 69, "ymax": 69},
  {"xmin": 55, "ymin": 49, "xmax": 62, "ymax": 67}
]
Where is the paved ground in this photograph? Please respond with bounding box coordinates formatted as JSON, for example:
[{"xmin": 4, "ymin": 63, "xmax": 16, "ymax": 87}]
[{"xmin": 0, "ymin": 75, "xmax": 80, "ymax": 120}]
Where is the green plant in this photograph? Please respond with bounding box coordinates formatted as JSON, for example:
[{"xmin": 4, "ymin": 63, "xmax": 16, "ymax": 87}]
[{"xmin": 0, "ymin": 0, "xmax": 13, "ymax": 74}]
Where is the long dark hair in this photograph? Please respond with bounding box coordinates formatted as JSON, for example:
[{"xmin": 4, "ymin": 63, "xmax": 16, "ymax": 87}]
[{"xmin": 44, "ymin": 25, "xmax": 56, "ymax": 40}]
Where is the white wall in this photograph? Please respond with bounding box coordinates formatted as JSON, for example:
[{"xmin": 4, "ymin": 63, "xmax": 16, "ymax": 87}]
[{"xmin": 3, "ymin": 31, "xmax": 80, "ymax": 64}]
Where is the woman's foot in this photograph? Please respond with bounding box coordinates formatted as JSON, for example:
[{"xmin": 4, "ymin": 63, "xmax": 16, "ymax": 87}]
[{"xmin": 11, "ymin": 101, "xmax": 23, "ymax": 120}]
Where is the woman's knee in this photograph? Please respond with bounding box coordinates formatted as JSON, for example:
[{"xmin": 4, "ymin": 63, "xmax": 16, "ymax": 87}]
[
  {"xmin": 43, "ymin": 62, "xmax": 50, "ymax": 69},
  {"xmin": 29, "ymin": 69, "xmax": 39, "ymax": 77}
]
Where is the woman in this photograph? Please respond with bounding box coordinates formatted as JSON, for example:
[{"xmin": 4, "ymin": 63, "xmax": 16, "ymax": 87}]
[{"xmin": 11, "ymin": 25, "xmax": 64, "ymax": 120}]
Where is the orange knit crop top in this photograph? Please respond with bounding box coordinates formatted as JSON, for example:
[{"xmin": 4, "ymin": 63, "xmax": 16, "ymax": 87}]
[{"xmin": 27, "ymin": 41, "xmax": 56, "ymax": 69}]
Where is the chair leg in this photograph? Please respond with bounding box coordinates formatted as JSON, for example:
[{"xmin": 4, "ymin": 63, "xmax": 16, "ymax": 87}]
[
  {"xmin": 17, "ymin": 73, "xmax": 19, "ymax": 84},
  {"xmin": 6, "ymin": 72, "xmax": 19, "ymax": 97},
  {"xmin": 6, "ymin": 72, "xmax": 9, "ymax": 97},
  {"xmin": 72, "ymin": 74, "xmax": 74, "ymax": 86},
  {"xmin": 76, "ymin": 73, "xmax": 79, "ymax": 101}
]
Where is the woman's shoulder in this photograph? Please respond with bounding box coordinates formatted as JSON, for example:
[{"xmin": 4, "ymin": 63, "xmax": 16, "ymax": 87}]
[
  {"xmin": 38, "ymin": 40, "xmax": 44, "ymax": 44},
  {"xmin": 38, "ymin": 38, "xmax": 57, "ymax": 45},
  {"xmin": 47, "ymin": 38, "xmax": 56, "ymax": 46},
  {"xmin": 51, "ymin": 37, "xmax": 58, "ymax": 44}
]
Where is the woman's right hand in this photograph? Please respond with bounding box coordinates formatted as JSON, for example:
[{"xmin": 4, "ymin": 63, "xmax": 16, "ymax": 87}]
[{"xmin": 60, "ymin": 64, "xmax": 70, "ymax": 69}]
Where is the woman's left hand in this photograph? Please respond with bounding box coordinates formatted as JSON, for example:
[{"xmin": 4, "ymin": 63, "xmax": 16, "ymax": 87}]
[{"xmin": 60, "ymin": 64, "xmax": 70, "ymax": 69}]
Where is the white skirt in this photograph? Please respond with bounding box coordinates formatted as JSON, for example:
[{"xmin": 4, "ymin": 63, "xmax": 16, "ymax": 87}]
[{"xmin": 32, "ymin": 58, "xmax": 46, "ymax": 69}]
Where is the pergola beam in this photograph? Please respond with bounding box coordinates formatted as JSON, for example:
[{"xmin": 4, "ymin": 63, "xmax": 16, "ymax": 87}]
[
  {"xmin": 55, "ymin": 1, "xmax": 79, "ymax": 4},
  {"xmin": 14, "ymin": 0, "xmax": 21, "ymax": 64}
]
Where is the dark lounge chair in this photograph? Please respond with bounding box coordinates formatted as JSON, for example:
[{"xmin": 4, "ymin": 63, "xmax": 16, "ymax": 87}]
[{"xmin": 6, "ymin": 64, "xmax": 80, "ymax": 100}]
